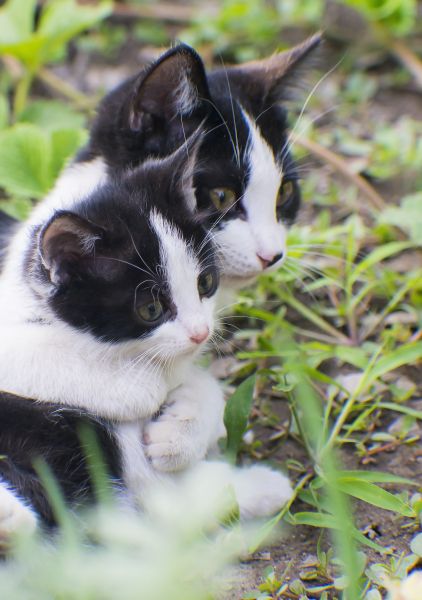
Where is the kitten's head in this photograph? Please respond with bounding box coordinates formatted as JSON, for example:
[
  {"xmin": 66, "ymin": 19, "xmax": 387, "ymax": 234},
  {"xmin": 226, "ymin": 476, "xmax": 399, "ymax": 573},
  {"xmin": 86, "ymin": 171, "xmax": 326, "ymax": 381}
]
[
  {"xmin": 84, "ymin": 35, "xmax": 321, "ymax": 285},
  {"xmin": 29, "ymin": 135, "xmax": 218, "ymax": 358}
]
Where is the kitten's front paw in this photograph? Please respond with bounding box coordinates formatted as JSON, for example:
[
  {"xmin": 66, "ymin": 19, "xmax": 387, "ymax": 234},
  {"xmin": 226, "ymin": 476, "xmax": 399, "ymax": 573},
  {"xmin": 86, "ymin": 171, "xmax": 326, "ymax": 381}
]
[
  {"xmin": 0, "ymin": 485, "xmax": 37, "ymax": 543},
  {"xmin": 232, "ymin": 465, "xmax": 293, "ymax": 519},
  {"xmin": 144, "ymin": 401, "xmax": 206, "ymax": 473}
]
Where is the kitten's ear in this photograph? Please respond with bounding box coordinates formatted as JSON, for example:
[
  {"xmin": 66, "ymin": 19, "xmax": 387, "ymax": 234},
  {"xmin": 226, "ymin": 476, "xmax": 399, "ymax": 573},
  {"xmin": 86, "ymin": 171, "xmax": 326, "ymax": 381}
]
[
  {"xmin": 39, "ymin": 212, "xmax": 105, "ymax": 286},
  {"xmin": 129, "ymin": 44, "xmax": 210, "ymax": 130},
  {"xmin": 225, "ymin": 33, "xmax": 322, "ymax": 107},
  {"xmin": 144, "ymin": 125, "xmax": 204, "ymax": 213}
]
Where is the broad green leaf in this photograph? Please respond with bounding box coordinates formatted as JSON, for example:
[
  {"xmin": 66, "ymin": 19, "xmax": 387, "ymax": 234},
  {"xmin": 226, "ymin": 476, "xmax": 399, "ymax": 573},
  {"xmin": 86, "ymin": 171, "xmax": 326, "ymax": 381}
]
[
  {"xmin": 365, "ymin": 342, "xmax": 422, "ymax": 388},
  {"xmin": 379, "ymin": 193, "xmax": 422, "ymax": 243},
  {"xmin": 0, "ymin": 197, "xmax": 32, "ymax": 220},
  {"xmin": 0, "ymin": 0, "xmax": 111, "ymax": 70},
  {"xmin": 37, "ymin": 0, "xmax": 113, "ymax": 65},
  {"xmin": 0, "ymin": 0, "xmax": 36, "ymax": 46},
  {"xmin": 335, "ymin": 479, "xmax": 414, "ymax": 517},
  {"xmin": 18, "ymin": 100, "xmax": 85, "ymax": 132},
  {"xmin": 0, "ymin": 123, "xmax": 85, "ymax": 200},
  {"xmin": 50, "ymin": 128, "xmax": 86, "ymax": 181},
  {"xmin": 0, "ymin": 124, "xmax": 51, "ymax": 197},
  {"xmin": 224, "ymin": 375, "xmax": 255, "ymax": 462}
]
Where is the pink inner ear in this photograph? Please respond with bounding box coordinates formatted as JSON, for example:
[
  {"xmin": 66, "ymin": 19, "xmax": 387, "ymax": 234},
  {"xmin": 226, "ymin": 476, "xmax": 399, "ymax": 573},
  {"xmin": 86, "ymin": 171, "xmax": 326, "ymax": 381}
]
[{"xmin": 40, "ymin": 213, "xmax": 104, "ymax": 286}]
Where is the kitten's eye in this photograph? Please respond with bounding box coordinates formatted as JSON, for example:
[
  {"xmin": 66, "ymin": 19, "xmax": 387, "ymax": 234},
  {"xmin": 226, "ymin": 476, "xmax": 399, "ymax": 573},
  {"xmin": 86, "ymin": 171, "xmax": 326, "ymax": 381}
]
[
  {"xmin": 209, "ymin": 188, "xmax": 237, "ymax": 212},
  {"xmin": 198, "ymin": 269, "xmax": 218, "ymax": 298},
  {"xmin": 277, "ymin": 180, "xmax": 295, "ymax": 209},
  {"xmin": 137, "ymin": 299, "xmax": 164, "ymax": 323}
]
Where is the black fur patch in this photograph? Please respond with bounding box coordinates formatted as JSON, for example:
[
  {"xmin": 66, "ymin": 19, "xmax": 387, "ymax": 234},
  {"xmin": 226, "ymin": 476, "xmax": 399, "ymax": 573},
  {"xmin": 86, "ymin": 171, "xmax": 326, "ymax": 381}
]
[{"xmin": 0, "ymin": 391, "xmax": 122, "ymax": 527}]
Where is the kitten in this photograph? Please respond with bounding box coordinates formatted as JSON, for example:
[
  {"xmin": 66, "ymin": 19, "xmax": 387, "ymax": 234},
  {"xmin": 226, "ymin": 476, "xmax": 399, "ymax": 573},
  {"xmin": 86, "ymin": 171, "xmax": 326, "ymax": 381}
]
[
  {"xmin": 0, "ymin": 133, "xmax": 291, "ymax": 532},
  {"xmin": 0, "ymin": 133, "xmax": 218, "ymax": 420},
  {"xmin": 51, "ymin": 34, "xmax": 321, "ymax": 288}
]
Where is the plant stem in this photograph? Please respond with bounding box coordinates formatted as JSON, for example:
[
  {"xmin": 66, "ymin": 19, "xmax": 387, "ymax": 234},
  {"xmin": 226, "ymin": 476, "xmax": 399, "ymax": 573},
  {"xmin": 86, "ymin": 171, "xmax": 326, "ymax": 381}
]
[
  {"xmin": 13, "ymin": 71, "xmax": 33, "ymax": 118},
  {"xmin": 38, "ymin": 68, "xmax": 96, "ymax": 111},
  {"xmin": 296, "ymin": 136, "xmax": 386, "ymax": 211},
  {"xmin": 390, "ymin": 39, "xmax": 422, "ymax": 90},
  {"xmin": 322, "ymin": 345, "xmax": 384, "ymax": 455},
  {"xmin": 277, "ymin": 289, "xmax": 351, "ymax": 345}
]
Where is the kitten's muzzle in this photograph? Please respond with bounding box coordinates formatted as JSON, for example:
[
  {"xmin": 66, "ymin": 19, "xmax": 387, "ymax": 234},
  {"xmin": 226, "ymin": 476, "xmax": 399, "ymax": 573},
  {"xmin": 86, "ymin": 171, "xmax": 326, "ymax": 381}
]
[
  {"xmin": 257, "ymin": 252, "xmax": 284, "ymax": 270},
  {"xmin": 189, "ymin": 325, "xmax": 210, "ymax": 345}
]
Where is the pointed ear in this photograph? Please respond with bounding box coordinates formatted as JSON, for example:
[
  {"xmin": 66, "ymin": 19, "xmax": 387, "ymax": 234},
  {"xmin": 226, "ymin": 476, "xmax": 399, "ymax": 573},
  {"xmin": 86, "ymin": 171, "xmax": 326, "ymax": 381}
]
[
  {"xmin": 143, "ymin": 125, "xmax": 204, "ymax": 214},
  {"xmin": 129, "ymin": 44, "xmax": 210, "ymax": 130},
  {"xmin": 39, "ymin": 212, "xmax": 105, "ymax": 286},
  {"xmin": 225, "ymin": 33, "xmax": 323, "ymax": 108}
]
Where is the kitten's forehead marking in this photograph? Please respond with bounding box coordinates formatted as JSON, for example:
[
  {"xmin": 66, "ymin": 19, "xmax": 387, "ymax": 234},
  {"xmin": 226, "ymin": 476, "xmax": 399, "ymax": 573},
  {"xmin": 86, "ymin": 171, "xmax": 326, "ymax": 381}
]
[
  {"xmin": 242, "ymin": 109, "xmax": 283, "ymax": 213},
  {"xmin": 149, "ymin": 211, "xmax": 200, "ymax": 314}
]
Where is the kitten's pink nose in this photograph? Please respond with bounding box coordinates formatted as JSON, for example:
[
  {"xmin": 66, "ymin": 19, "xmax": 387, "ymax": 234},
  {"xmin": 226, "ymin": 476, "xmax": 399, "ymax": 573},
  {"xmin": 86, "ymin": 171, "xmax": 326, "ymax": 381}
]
[
  {"xmin": 189, "ymin": 326, "xmax": 209, "ymax": 345},
  {"xmin": 257, "ymin": 252, "xmax": 284, "ymax": 269}
]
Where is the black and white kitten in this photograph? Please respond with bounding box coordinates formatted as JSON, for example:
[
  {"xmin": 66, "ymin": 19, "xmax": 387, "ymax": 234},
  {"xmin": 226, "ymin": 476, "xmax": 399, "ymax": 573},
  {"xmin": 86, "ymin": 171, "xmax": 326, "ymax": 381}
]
[
  {"xmin": 0, "ymin": 134, "xmax": 291, "ymax": 533},
  {"xmin": 49, "ymin": 34, "xmax": 321, "ymax": 288}
]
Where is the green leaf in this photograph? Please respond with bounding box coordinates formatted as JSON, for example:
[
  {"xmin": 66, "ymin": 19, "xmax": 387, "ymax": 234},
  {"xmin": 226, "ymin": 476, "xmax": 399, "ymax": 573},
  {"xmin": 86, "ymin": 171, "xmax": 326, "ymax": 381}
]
[
  {"xmin": 37, "ymin": 0, "xmax": 113, "ymax": 65},
  {"xmin": 379, "ymin": 193, "xmax": 422, "ymax": 243},
  {"xmin": 378, "ymin": 402, "xmax": 422, "ymax": 420},
  {"xmin": 18, "ymin": 100, "xmax": 85, "ymax": 132},
  {"xmin": 365, "ymin": 342, "xmax": 422, "ymax": 388},
  {"xmin": 224, "ymin": 375, "xmax": 255, "ymax": 462},
  {"xmin": 342, "ymin": 0, "xmax": 417, "ymax": 36},
  {"xmin": 349, "ymin": 241, "xmax": 415, "ymax": 285},
  {"xmin": 0, "ymin": 123, "xmax": 84, "ymax": 200},
  {"xmin": 0, "ymin": 0, "xmax": 112, "ymax": 70},
  {"xmin": 0, "ymin": 124, "xmax": 51, "ymax": 197},
  {"xmin": 0, "ymin": 0, "xmax": 36, "ymax": 46},
  {"xmin": 288, "ymin": 511, "xmax": 387, "ymax": 553},
  {"xmin": 0, "ymin": 197, "xmax": 32, "ymax": 220},
  {"xmin": 335, "ymin": 479, "xmax": 414, "ymax": 517},
  {"xmin": 313, "ymin": 470, "xmax": 416, "ymax": 489},
  {"xmin": 50, "ymin": 128, "xmax": 86, "ymax": 181}
]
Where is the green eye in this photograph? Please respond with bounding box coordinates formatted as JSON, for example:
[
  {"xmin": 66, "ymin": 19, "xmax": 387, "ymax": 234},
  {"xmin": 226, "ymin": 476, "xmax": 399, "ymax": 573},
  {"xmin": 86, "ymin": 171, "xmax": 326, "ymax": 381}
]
[
  {"xmin": 198, "ymin": 269, "xmax": 217, "ymax": 297},
  {"xmin": 209, "ymin": 188, "xmax": 237, "ymax": 211},
  {"xmin": 277, "ymin": 180, "xmax": 295, "ymax": 209},
  {"xmin": 137, "ymin": 299, "xmax": 164, "ymax": 323}
]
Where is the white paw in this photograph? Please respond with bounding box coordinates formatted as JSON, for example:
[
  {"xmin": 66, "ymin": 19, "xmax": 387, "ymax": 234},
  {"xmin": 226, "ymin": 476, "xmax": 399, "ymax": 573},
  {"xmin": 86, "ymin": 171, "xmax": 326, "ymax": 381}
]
[
  {"xmin": 232, "ymin": 465, "xmax": 293, "ymax": 519},
  {"xmin": 187, "ymin": 462, "xmax": 293, "ymax": 520},
  {"xmin": 0, "ymin": 484, "xmax": 37, "ymax": 542},
  {"xmin": 144, "ymin": 401, "xmax": 206, "ymax": 473}
]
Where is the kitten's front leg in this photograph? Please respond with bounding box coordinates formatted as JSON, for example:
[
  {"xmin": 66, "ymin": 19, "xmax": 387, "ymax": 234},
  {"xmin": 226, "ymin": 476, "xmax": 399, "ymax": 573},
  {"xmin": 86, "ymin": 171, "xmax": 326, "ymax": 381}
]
[
  {"xmin": 144, "ymin": 366, "xmax": 225, "ymax": 472},
  {"xmin": 0, "ymin": 482, "xmax": 37, "ymax": 543}
]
